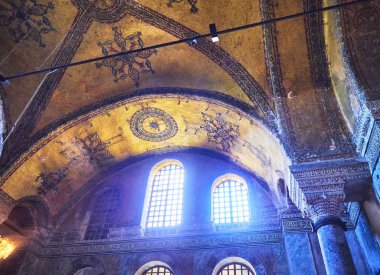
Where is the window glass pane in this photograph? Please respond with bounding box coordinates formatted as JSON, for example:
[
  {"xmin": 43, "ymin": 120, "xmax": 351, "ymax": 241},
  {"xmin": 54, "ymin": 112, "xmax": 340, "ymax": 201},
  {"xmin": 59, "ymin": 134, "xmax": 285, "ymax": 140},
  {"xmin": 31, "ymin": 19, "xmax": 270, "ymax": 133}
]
[
  {"xmin": 217, "ymin": 263, "xmax": 254, "ymax": 275},
  {"xmin": 146, "ymin": 163, "xmax": 184, "ymax": 228},
  {"xmin": 213, "ymin": 179, "xmax": 250, "ymax": 224},
  {"xmin": 144, "ymin": 266, "xmax": 173, "ymax": 275}
]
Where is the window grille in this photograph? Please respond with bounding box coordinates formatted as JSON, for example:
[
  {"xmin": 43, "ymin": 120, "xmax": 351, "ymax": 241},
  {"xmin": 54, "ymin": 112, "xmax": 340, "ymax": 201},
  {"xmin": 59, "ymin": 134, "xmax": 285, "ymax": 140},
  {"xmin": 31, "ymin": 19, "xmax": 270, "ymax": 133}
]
[
  {"xmin": 217, "ymin": 263, "xmax": 254, "ymax": 275},
  {"xmin": 146, "ymin": 163, "xmax": 184, "ymax": 228},
  {"xmin": 213, "ymin": 178, "xmax": 250, "ymax": 224},
  {"xmin": 143, "ymin": 266, "xmax": 173, "ymax": 275}
]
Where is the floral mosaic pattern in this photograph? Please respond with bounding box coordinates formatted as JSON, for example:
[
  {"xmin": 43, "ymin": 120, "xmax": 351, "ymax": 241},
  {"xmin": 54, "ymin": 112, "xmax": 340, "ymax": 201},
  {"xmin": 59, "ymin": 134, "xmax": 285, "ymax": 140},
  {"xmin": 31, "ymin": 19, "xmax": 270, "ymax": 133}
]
[
  {"xmin": 96, "ymin": 26, "xmax": 157, "ymax": 87},
  {"xmin": 0, "ymin": 0, "xmax": 55, "ymax": 47},
  {"xmin": 201, "ymin": 113, "xmax": 239, "ymax": 152},
  {"xmin": 167, "ymin": 0, "xmax": 198, "ymax": 13},
  {"xmin": 36, "ymin": 131, "xmax": 124, "ymax": 195}
]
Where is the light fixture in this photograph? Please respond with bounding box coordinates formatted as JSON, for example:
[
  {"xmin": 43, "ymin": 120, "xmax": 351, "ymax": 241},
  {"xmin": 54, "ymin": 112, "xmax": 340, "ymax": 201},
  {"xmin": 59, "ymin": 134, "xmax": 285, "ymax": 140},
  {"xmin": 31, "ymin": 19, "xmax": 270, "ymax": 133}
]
[
  {"xmin": 0, "ymin": 236, "xmax": 14, "ymax": 260},
  {"xmin": 209, "ymin": 23, "xmax": 219, "ymax": 43},
  {"xmin": 0, "ymin": 73, "xmax": 10, "ymax": 86},
  {"xmin": 188, "ymin": 39, "xmax": 198, "ymax": 46},
  {"xmin": 0, "ymin": 0, "xmax": 366, "ymax": 82}
]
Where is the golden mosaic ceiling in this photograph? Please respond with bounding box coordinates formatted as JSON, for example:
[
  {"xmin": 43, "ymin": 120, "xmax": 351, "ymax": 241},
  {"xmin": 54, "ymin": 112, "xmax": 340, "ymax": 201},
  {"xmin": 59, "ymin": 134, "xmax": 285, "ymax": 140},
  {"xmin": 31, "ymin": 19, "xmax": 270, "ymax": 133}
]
[
  {"xmin": 0, "ymin": 94, "xmax": 289, "ymax": 215},
  {"xmin": 2, "ymin": 0, "xmax": 377, "ymax": 215}
]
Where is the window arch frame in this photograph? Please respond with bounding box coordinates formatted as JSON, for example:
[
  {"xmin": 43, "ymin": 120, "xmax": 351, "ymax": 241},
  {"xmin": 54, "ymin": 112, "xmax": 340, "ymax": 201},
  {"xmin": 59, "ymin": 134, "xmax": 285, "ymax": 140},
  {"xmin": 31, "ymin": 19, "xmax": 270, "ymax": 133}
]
[
  {"xmin": 212, "ymin": 257, "xmax": 256, "ymax": 275},
  {"xmin": 141, "ymin": 159, "xmax": 185, "ymax": 230},
  {"xmin": 211, "ymin": 174, "xmax": 251, "ymax": 226},
  {"xmin": 136, "ymin": 261, "xmax": 174, "ymax": 275}
]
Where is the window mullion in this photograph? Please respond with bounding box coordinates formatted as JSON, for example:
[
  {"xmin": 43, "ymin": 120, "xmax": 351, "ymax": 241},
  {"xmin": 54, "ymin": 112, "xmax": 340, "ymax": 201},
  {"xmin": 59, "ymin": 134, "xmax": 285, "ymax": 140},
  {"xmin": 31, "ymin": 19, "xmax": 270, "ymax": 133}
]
[
  {"xmin": 147, "ymin": 175, "xmax": 157, "ymax": 227},
  {"xmin": 229, "ymin": 180, "xmax": 234, "ymax": 223},
  {"xmin": 163, "ymin": 168, "xmax": 170, "ymax": 226}
]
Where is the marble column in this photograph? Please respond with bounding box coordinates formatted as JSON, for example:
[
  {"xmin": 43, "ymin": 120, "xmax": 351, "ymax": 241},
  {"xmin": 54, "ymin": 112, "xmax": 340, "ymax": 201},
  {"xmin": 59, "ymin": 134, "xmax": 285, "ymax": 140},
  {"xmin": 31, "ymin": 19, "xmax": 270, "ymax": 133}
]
[{"xmin": 307, "ymin": 199, "xmax": 357, "ymax": 275}]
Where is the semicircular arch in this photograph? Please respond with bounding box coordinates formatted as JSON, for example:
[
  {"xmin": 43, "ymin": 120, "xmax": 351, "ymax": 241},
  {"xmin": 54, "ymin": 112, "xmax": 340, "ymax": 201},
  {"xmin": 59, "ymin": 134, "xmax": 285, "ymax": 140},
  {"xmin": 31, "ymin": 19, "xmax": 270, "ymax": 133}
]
[{"xmin": 0, "ymin": 88, "xmax": 289, "ymax": 216}]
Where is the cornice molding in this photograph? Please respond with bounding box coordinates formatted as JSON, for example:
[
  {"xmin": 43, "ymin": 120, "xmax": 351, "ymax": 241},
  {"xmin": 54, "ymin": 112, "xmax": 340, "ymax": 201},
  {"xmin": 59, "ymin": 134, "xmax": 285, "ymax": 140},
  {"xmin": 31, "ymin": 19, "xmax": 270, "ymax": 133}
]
[{"xmin": 27, "ymin": 230, "xmax": 283, "ymax": 257}]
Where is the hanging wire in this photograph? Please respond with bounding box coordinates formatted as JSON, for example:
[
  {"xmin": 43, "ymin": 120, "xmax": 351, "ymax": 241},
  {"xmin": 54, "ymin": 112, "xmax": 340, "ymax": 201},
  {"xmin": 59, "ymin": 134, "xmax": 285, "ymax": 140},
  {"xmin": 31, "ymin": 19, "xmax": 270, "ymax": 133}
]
[
  {"xmin": 0, "ymin": 0, "xmax": 370, "ymax": 150},
  {"xmin": 0, "ymin": 70, "xmax": 57, "ymax": 152},
  {"xmin": 0, "ymin": 5, "xmax": 92, "ymax": 150},
  {"xmin": 0, "ymin": 0, "xmax": 369, "ymax": 83},
  {"xmin": 0, "ymin": 7, "xmax": 30, "ymax": 68},
  {"xmin": 0, "ymin": 42, "xmax": 23, "ymax": 68},
  {"xmin": 37, "ymin": 5, "xmax": 91, "ymax": 70}
]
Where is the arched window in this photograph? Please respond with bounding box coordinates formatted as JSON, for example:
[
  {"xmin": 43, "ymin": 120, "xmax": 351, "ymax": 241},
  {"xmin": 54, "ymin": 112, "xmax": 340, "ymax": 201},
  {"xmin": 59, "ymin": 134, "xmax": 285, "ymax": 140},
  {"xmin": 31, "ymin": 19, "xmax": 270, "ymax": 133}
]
[
  {"xmin": 84, "ymin": 187, "xmax": 119, "ymax": 240},
  {"xmin": 143, "ymin": 160, "xmax": 184, "ymax": 228},
  {"xmin": 217, "ymin": 263, "xmax": 254, "ymax": 275},
  {"xmin": 212, "ymin": 174, "xmax": 250, "ymax": 225},
  {"xmin": 136, "ymin": 261, "xmax": 174, "ymax": 275},
  {"xmin": 144, "ymin": 266, "xmax": 173, "ymax": 275},
  {"xmin": 212, "ymin": 257, "xmax": 256, "ymax": 275}
]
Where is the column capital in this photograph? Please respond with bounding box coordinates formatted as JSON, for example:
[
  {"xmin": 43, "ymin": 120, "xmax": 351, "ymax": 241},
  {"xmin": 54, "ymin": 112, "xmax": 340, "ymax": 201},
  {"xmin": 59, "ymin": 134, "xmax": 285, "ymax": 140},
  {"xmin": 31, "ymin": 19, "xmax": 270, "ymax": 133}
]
[
  {"xmin": 288, "ymin": 158, "xmax": 371, "ymax": 215},
  {"xmin": 305, "ymin": 198, "xmax": 345, "ymax": 228}
]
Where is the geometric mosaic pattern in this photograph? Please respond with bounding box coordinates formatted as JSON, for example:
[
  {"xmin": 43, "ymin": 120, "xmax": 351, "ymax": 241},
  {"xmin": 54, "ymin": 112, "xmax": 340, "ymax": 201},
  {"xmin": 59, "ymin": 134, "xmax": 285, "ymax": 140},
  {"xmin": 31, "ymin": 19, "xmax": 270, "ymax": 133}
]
[{"xmin": 130, "ymin": 107, "xmax": 178, "ymax": 142}]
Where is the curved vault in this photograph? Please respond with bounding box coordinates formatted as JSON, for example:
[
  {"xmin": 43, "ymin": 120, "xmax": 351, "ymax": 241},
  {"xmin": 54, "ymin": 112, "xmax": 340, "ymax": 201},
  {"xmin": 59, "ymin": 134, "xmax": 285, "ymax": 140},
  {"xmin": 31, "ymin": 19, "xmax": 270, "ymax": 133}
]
[{"xmin": 0, "ymin": 88, "xmax": 289, "ymax": 215}]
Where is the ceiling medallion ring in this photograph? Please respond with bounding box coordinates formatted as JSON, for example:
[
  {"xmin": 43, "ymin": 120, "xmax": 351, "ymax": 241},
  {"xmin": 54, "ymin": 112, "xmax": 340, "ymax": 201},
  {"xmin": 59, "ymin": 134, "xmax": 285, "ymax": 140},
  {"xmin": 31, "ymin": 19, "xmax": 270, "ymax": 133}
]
[{"xmin": 130, "ymin": 107, "xmax": 178, "ymax": 142}]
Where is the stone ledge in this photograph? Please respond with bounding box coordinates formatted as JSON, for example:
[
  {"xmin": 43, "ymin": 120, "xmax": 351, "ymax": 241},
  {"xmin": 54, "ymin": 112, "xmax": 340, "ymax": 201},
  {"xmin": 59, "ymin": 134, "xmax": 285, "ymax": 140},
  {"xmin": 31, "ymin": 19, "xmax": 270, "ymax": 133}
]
[{"xmin": 28, "ymin": 230, "xmax": 283, "ymax": 257}]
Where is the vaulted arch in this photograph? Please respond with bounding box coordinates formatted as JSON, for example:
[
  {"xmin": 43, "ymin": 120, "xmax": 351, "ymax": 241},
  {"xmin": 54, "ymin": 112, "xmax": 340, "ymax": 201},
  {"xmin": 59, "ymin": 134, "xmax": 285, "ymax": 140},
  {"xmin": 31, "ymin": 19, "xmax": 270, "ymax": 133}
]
[{"xmin": 0, "ymin": 89, "xmax": 289, "ymax": 217}]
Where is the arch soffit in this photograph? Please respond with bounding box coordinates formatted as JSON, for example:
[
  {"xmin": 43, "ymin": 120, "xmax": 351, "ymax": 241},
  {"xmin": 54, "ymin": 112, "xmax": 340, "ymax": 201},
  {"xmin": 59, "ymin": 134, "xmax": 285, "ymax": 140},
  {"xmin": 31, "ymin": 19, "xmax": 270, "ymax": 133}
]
[{"xmin": 0, "ymin": 89, "xmax": 289, "ymax": 216}]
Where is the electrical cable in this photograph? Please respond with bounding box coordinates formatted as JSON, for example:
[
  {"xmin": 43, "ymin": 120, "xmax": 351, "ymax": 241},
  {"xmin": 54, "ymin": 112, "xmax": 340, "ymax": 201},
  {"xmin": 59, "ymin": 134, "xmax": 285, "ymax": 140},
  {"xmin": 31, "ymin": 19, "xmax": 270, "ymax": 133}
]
[
  {"xmin": 0, "ymin": 70, "xmax": 57, "ymax": 151},
  {"xmin": 0, "ymin": 0, "xmax": 369, "ymax": 82},
  {"xmin": 38, "ymin": 5, "xmax": 92, "ymax": 70}
]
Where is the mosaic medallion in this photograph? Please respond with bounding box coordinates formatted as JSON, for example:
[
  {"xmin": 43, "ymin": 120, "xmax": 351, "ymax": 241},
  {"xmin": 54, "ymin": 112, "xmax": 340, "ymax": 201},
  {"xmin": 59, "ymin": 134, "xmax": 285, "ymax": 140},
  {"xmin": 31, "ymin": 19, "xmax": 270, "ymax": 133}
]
[{"xmin": 130, "ymin": 107, "xmax": 178, "ymax": 142}]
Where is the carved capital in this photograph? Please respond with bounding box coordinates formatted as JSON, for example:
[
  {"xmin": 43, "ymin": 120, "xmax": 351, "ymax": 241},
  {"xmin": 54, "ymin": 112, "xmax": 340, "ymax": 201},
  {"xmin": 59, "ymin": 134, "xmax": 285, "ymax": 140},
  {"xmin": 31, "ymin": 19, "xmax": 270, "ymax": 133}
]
[
  {"xmin": 288, "ymin": 159, "xmax": 371, "ymax": 214},
  {"xmin": 305, "ymin": 198, "xmax": 345, "ymax": 224}
]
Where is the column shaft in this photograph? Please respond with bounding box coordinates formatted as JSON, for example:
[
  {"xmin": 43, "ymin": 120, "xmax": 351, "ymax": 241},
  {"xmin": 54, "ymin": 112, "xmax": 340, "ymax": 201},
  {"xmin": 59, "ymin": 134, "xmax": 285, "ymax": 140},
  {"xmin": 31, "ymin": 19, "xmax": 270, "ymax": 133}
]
[{"xmin": 317, "ymin": 223, "xmax": 356, "ymax": 275}]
